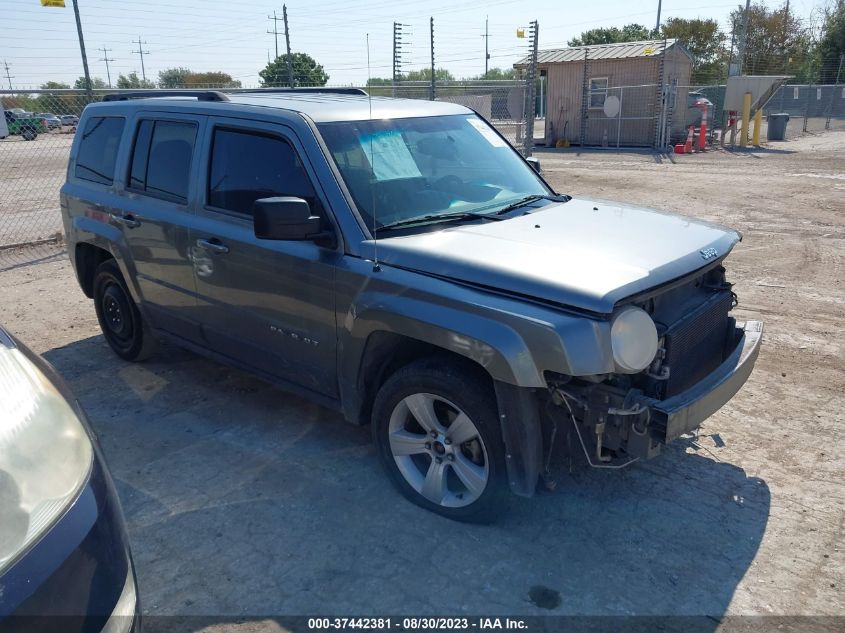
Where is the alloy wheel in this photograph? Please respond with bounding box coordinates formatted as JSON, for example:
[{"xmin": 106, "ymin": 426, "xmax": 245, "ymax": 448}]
[{"xmin": 387, "ymin": 392, "xmax": 489, "ymax": 508}]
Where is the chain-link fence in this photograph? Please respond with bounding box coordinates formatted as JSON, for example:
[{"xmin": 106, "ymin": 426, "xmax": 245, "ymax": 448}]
[
  {"xmin": 1, "ymin": 91, "xmax": 88, "ymax": 268},
  {"xmin": 681, "ymin": 83, "xmax": 845, "ymax": 140},
  {"xmin": 1, "ymin": 82, "xmax": 535, "ymax": 268}
]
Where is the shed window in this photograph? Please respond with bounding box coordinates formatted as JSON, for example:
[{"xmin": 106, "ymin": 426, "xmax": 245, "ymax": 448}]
[{"xmin": 589, "ymin": 77, "xmax": 608, "ymax": 109}]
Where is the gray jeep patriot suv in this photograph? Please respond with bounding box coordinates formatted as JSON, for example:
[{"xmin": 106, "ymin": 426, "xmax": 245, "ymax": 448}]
[{"xmin": 61, "ymin": 89, "xmax": 762, "ymax": 522}]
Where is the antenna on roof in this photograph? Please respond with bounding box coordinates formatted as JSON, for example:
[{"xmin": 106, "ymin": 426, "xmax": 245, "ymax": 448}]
[{"xmin": 367, "ymin": 32, "xmax": 380, "ymax": 273}]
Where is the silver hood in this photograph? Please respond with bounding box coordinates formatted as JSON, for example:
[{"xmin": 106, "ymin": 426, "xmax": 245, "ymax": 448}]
[{"xmin": 369, "ymin": 197, "xmax": 741, "ymax": 314}]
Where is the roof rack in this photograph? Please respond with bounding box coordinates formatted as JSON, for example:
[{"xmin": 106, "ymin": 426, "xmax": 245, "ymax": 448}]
[
  {"xmin": 102, "ymin": 90, "xmax": 229, "ymax": 102},
  {"xmin": 232, "ymin": 87, "xmax": 368, "ymax": 96}
]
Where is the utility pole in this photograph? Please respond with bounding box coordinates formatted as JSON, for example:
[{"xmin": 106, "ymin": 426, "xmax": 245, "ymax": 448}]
[
  {"xmin": 98, "ymin": 46, "xmax": 115, "ymax": 88},
  {"xmin": 267, "ymin": 11, "xmax": 281, "ymax": 60},
  {"xmin": 482, "ymin": 16, "xmax": 490, "ymax": 77},
  {"xmin": 132, "ymin": 36, "xmax": 150, "ymax": 82},
  {"xmin": 3, "ymin": 60, "xmax": 13, "ymax": 90},
  {"xmin": 71, "ymin": 0, "xmax": 94, "ymax": 100},
  {"xmin": 733, "ymin": 0, "xmax": 751, "ymax": 76},
  {"xmin": 429, "ymin": 17, "xmax": 436, "ymax": 101},
  {"xmin": 782, "ymin": 0, "xmax": 791, "ymax": 76},
  {"xmin": 283, "ymin": 5, "xmax": 293, "ymax": 88},
  {"xmin": 655, "ymin": 0, "xmax": 662, "ymax": 34}
]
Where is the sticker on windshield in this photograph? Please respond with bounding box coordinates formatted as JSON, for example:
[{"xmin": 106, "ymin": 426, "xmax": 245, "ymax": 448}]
[
  {"xmin": 466, "ymin": 117, "xmax": 507, "ymax": 147},
  {"xmin": 362, "ymin": 129, "xmax": 422, "ymax": 181}
]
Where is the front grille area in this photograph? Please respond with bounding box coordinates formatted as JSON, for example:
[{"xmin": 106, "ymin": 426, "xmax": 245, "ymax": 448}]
[{"xmin": 663, "ymin": 290, "xmax": 733, "ymax": 397}]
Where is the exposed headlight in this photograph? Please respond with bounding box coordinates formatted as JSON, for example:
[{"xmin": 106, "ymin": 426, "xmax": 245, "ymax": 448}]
[
  {"xmin": 610, "ymin": 306, "xmax": 658, "ymax": 373},
  {"xmin": 0, "ymin": 345, "xmax": 93, "ymax": 574}
]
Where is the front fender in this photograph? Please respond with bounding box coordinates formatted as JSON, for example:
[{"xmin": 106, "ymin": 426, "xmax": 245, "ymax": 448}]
[{"xmin": 345, "ymin": 292, "xmax": 544, "ymax": 388}]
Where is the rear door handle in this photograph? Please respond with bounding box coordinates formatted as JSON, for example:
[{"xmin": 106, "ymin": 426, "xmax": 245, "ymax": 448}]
[
  {"xmin": 196, "ymin": 238, "xmax": 229, "ymax": 254},
  {"xmin": 112, "ymin": 213, "xmax": 141, "ymax": 229}
]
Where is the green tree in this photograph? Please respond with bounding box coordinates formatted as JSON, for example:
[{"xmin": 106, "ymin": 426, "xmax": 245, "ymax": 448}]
[
  {"xmin": 73, "ymin": 76, "xmax": 107, "ymax": 90},
  {"xmin": 815, "ymin": 3, "xmax": 845, "ymax": 83},
  {"xmin": 568, "ymin": 24, "xmax": 655, "ymax": 46},
  {"xmin": 38, "ymin": 81, "xmax": 75, "ymax": 114},
  {"xmin": 157, "ymin": 67, "xmax": 192, "ymax": 88},
  {"xmin": 730, "ymin": 2, "xmax": 812, "ymax": 78},
  {"xmin": 466, "ymin": 67, "xmax": 515, "ymax": 80},
  {"xmin": 259, "ymin": 53, "xmax": 328, "ymax": 87},
  {"xmin": 660, "ymin": 17, "xmax": 728, "ymax": 83},
  {"xmin": 365, "ymin": 77, "xmax": 392, "ymax": 86},
  {"xmin": 403, "ymin": 68, "xmax": 454, "ymax": 82},
  {"xmin": 116, "ymin": 72, "xmax": 155, "ymax": 89},
  {"xmin": 184, "ymin": 71, "xmax": 241, "ymax": 88}
]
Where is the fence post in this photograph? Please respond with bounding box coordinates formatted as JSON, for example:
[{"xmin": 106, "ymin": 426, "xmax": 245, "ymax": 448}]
[
  {"xmin": 521, "ymin": 20, "xmax": 539, "ymax": 157},
  {"xmin": 653, "ymin": 39, "xmax": 667, "ymax": 150},
  {"xmin": 803, "ymin": 85, "xmax": 810, "ymax": 133},
  {"xmin": 826, "ymin": 54, "xmax": 844, "ymax": 130},
  {"xmin": 579, "ymin": 49, "xmax": 589, "ymax": 147}
]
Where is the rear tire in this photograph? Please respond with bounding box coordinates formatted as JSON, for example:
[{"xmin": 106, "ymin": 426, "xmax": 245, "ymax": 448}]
[
  {"xmin": 93, "ymin": 259, "xmax": 157, "ymax": 361},
  {"xmin": 22, "ymin": 127, "xmax": 37, "ymax": 141},
  {"xmin": 372, "ymin": 358, "xmax": 509, "ymax": 523}
]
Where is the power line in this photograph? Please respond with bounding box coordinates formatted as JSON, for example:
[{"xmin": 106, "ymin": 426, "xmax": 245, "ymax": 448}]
[
  {"xmin": 131, "ymin": 36, "xmax": 150, "ymax": 81},
  {"xmin": 98, "ymin": 46, "xmax": 115, "ymax": 88}
]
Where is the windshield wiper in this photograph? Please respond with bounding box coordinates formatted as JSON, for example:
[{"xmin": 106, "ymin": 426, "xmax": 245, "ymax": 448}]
[
  {"xmin": 377, "ymin": 210, "xmax": 506, "ymax": 232},
  {"xmin": 492, "ymin": 193, "xmax": 571, "ymax": 216}
]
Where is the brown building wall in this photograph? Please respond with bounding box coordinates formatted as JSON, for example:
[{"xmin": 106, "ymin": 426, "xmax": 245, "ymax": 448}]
[{"xmin": 539, "ymin": 47, "xmax": 693, "ymax": 147}]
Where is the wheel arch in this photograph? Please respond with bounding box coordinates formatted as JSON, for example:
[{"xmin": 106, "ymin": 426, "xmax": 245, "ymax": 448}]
[{"xmin": 75, "ymin": 242, "xmax": 114, "ymax": 298}]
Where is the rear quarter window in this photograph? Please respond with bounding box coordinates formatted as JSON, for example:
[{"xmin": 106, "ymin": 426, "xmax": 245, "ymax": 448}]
[{"xmin": 74, "ymin": 116, "xmax": 125, "ymax": 185}]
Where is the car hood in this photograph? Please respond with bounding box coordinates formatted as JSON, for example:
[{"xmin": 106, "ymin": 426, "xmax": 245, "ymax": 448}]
[{"xmin": 369, "ymin": 197, "xmax": 741, "ymax": 314}]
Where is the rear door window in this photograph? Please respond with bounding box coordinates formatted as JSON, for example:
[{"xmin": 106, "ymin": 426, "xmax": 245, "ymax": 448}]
[
  {"xmin": 128, "ymin": 119, "xmax": 197, "ymax": 203},
  {"xmin": 207, "ymin": 128, "xmax": 320, "ymax": 217},
  {"xmin": 75, "ymin": 116, "xmax": 125, "ymax": 185}
]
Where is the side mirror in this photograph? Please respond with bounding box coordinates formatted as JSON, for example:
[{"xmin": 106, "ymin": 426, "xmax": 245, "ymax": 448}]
[
  {"xmin": 526, "ymin": 156, "xmax": 541, "ymax": 173},
  {"xmin": 253, "ymin": 197, "xmax": 321, "ymax": 241}
]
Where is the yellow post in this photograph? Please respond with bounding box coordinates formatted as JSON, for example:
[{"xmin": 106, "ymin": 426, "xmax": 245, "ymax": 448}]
[
  {"xmin": 740, "ymin": 92, "xmax": 751, "ymax": 148},
  {"xmin": 752, "ymin": 108, "xmax": 762, "ymax": 146}
]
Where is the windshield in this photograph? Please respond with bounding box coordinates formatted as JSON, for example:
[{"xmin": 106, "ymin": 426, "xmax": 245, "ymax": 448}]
[{"xmin": 318, "ymin": 115, "xmax": 550, "ymax": 231}]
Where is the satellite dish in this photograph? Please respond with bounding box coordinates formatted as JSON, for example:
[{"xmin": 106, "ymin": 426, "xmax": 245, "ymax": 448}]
[{"xmin": 603, "ymin": 95, "xmax": 620, "ymax": 118}]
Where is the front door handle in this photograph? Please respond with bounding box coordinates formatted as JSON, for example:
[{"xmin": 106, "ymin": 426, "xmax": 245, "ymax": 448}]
[
  {"xmin": 112, "ymin": 213, "xmax": 141, "ymax": 229},
  {"xmin": 196, "ymin": 238, "xmax": 229, "ymax": 254}
]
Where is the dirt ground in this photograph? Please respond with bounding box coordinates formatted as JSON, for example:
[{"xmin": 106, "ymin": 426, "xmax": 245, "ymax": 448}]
[{"xmin": 0, "ymin": 132, "xmax": 843, "ymax": 629}]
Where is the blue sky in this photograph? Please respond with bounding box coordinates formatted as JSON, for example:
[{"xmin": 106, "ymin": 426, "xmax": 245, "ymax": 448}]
[{"xmin": 2, "ymin": 0, "xmax": 821, "ymax": 88}]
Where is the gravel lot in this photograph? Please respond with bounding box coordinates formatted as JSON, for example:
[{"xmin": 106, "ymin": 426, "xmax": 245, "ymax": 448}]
[{"xmin": 1, "ymin": 132, "xmax": 843, "ymax": 630}]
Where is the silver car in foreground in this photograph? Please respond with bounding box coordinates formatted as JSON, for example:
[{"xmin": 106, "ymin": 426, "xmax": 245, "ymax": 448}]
[{"xmin": 61, "ymin": 89, "xmax": 762, "ymax": 522}]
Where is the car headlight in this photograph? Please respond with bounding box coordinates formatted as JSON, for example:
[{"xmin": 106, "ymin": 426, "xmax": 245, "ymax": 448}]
[
  {"xmin": 0, "ymin": 345, "xmax": 93, "ymax": 575},
  {"xmin": 610, "ymin": 306, "xmax": 659, "ymax": 373}
]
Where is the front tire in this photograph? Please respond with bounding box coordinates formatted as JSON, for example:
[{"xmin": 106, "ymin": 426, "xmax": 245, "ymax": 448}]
[
  {"xmin": 93, "ymin": 259, "xmax": 156, "ymax": 361},
  {"xmin": 22, "ymin": 127, "xmax": 37, "ymax": 141},
  {"xmin": 372, "ymin": 358, "xmax": 509, "ymax": 523}
]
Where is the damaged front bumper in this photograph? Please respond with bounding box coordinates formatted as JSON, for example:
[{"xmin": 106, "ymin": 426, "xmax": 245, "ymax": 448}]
[
  {"xmin": 498, "ymin": 321, "xmax": 763, "ymax": 495},
  {"xmin": 545, "ymin": 320, "xmax": 764, "ymax": 469},
  {"xmin": 638, "ymin": 320, "xmax": 764, "ymax": 442}
]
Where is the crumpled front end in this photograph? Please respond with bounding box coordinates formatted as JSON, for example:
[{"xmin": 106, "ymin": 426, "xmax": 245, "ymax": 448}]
[{"xmin": 543, "ymin": 265, "xmax": 763, "ymax": 468}]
